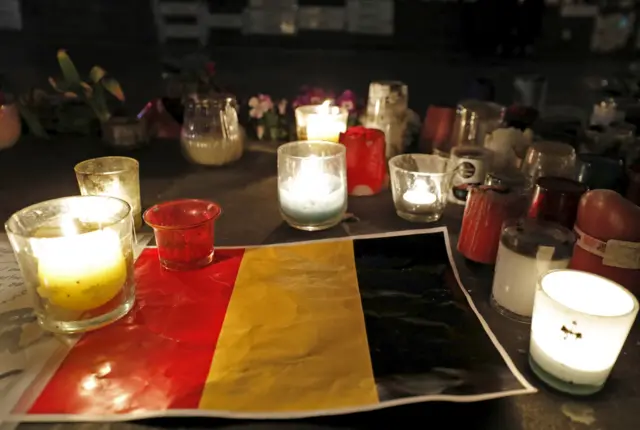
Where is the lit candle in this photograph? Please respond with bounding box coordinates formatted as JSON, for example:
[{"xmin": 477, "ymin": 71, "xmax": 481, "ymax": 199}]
[
  {"xmin": 403, "ymin": 179, "xmax": 437, "ymax": 206},
  {"xmin": 33, "ymin": 217, "xmax": 127, "ymax": 312},
  {"xmin": 491, "ymin": 219, "xmax": 574, "ymax": 321},
  {"xmin": 529, "ymin": 270, "xmax": 638, "ymax": 395},
  {"xmin": 278, "ymin": 155, "xmax": 347, "ymax": 228},
  {"xmin": 296, "ymin": 100, "xmax": 348, "ymax": 143}
]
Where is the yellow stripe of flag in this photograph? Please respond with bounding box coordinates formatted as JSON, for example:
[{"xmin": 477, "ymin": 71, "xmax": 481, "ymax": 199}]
[{"xmin": 198, "ymin": 240, "xmax": 379, "ymax": 412}]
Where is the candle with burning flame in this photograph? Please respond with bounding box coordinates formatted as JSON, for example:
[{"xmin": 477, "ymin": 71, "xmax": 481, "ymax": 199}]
[{"xmin": 295, "ymin": 100, "xmax": 348, "ymax": 143}]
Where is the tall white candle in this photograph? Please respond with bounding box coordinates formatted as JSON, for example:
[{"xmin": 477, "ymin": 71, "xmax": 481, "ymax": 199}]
[{"xmin": 529, "ymin": 270, "xmax": 638, "ymax": 395}]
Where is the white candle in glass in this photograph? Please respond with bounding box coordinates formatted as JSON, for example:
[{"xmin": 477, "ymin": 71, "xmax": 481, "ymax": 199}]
[
  {"xmin": 297, "ymin": 101, "xmax": 348, "ymax": 143},
  {"xmin": 529, "ymin": 270, "xmax": 639, "ymax": 395},
  {"xmin": 491, "ymin": 219, "xmax": 574, "ymax": 321},
  {"xmin": 403, "ymin": 179, "xmax": 437, "ymax": 207}
]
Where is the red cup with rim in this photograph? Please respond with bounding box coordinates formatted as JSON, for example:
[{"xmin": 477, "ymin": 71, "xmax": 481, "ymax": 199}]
[{"xmin": 143, "ymin": 199, "xmax": 222, "ymax": 271}]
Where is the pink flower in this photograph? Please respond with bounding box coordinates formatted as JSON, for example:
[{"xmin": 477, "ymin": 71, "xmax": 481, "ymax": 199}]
[
  {"xmin": 248, "ymin": 96, "xmax": 264, "ymax": 119},
  {"xmin": 337, "ymin": 90, "xmax": 357, "ymax": 113},
  {"xmin": 258, "ymin": 94, "xmax": 273, "ymax": 112}
]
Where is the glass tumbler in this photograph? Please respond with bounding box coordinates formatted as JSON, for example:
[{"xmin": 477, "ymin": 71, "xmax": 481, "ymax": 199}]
[
  {"xmin": 5, "ymin": 196, "xmax": 136, "ymax": 334},
  {"xmin": 295, "ymin": 103, "xmax": 348, "ymax": 143},
  {"xmin": 521, "ymin": 141, "xmax": 576, "ymax": 186},
  {"xmin": 143, "ymin": 199, "xmax": 222, "ymax": 271},
  {"xmin": 277, "ymin": 141, "xmax": 347, "ymax": 231},
  {"xmin": 389, "ymin": 154, "xmax": 455, "ymax": 223},
  {"xmin": 527, "ymin": 176, "xmax": 587, "ymax": 230},
  {"xmin": 75, "ymin": 156, "xmax": 142, "ymax": 230},
  {"xmin": 181, "ymin": 95, "xmax": 244, "ymax": 166}
]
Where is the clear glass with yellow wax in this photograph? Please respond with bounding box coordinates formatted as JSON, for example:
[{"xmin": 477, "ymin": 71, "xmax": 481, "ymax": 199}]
[
  {"xmin": 75, "ymin": 156, "xmax": 142, "ymax": 230},
  {"xmin": 5, "ymin": 196, "xmax": 136, "ymax": 334}
]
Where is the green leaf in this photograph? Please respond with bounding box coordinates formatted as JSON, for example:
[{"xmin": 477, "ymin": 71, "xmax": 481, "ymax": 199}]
[
  {"xmin": 90, "ymin": 84, "xmax": 111, "ymax": 122},
  {"xmin": 48, "ymin": 77, "xmax": 69, "ymax": 93},
  {"xmin": 101, "ymin": 77, "xmax": 125, "ymax": 102},
  {"xmin": 16, "ymin": 102, "xmax": 49, "ymax": 139},
  {"xmin": 89, "ymin": 66, "xmax": 107, "ymax": 84},
  {"xmin": 57, "ymin": 50, "xmax": 81, "ymax": 86}
]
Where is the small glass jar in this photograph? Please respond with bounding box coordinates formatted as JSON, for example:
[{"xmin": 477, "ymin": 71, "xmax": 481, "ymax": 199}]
[
  {"xmin": 5, "ymin": 196, "xmax": 136, "ymax": 334},
  {"xmin": 295, "ymin": 103, "xmax": 348, "ymax": 143},
  {"xmin": 491, "ymin": 218, "xmax": 574, "ymax": 322},
  {"xmin": 527, "ymin": 176, "xmax": 587, "ymax": 230},
  {"xmin": 75, "ymin": 156, "xmax": 142, "ymax": 230},
  {"xmin": 529, "ymin": 270, "xmax": 638, "ymax": 395},
  {"xmin": 521, "ymin": 141, "xmax": 576, "ymax": 186},
  {"xmin": 365, "ymin": 81, "xmax": 409, "ymax": 157},
  {"xmin": 277, "ymin": 141, "xmax": 347, "ymax": 231},
  {"xmin": 389, "ymin": 154, "xmax": 454, "ymax": 223},
  {"xmin": 181, "ymin": 95, "xmax": 244, "ymax": 166}
]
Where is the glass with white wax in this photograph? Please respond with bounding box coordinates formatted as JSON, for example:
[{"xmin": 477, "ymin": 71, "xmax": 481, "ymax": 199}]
[
  {"xmin": 277, "ymin": 141, "xmax": 347, "ymax": 231},
  {"xmin": 295, "ymin": 101, "xmax": 348, "ymax": 143},
  {"xmin": 5, "ymin": 196, "xmax": 136, "ymax": 334},
  {"xmin": 491, "ymin": 218, "xmax": 574, "ymax": 322},
  {"xmin": 389, "ymin": 154, "xmax": 455, "ymax": 222},
  {"xmin": 529, "ymin": 270, "xmax": 638, "ymax": 395}
]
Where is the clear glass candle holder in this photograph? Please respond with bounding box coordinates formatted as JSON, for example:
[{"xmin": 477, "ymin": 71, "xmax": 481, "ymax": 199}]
[
  {"xmin": 529, "ymin": 270, "xmax": 638, "ymax": 395},
  {"xmin": 5, "ymin": 196, "xmax": 136, "ymax": 334},
  {"xmin": 75, "ymin": 156, "xmax": 142, "ymax": 231},
  {"xmin": 295, "ymin": 103, "xmax": 348, "ymax": 142},
  {"xmin": 277, "ymin": 141, "xmax": 347, "ymax": 231},
  {"xmin": 389, "ymin": 154, "xmax": 454, "ymax": 223}
]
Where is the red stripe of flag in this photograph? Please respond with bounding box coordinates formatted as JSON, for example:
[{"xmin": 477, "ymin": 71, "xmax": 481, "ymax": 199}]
[{"xmin": 28, "ymin": 247, "xmax": 244, "ymax": 414}]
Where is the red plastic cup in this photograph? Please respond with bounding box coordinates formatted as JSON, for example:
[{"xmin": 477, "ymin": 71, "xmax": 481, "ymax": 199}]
[{"xmin": 143, "ymin": 199, "xmax": 222, "ymax": 271}]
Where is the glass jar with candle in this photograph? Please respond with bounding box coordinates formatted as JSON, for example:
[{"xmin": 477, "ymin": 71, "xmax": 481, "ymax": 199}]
[
  {"xmin": 295, "ymin": 101, "xmax": 348, "ymax": 142},
  {"xmin": 389, "ymin": 154, "xmax": 454, "ymax": 223},
  {"xmin": 491, "ymin": 219, "xmax": 574, "ymax": 322},
  {"xmin": 181, "ymin": 95, "xmax": 244, "ymax": 166},
  {"xmin": 520, "ymin": 141, "xmax": 576, "ymax": 186},
  {"xmin": 5, "ymin": 196, "xmax": 136, "ymax": 334},
  {"xmin": 365, "ymin": 81, "xmax": 409, "ymax": 158},
  {"xmin": 277, "ymin": 141, "xmax": 347, "ymax": 231},
  {"xmin": 75, "ymin": 156, "xmax": 142, "ymax": 230},
  {"xmin": 527, "ymin": 176, "xmax": 587, "ymax": 230},
  {"xmin": 529, "ymin": 270, "xmax": 638, "ymax": 395}
]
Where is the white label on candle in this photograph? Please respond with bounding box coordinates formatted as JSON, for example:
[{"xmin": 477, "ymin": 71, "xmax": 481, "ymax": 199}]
[
  {"xmin": 603, "ymin": 239, "xmax": 640, "ymax": 270},
  {"xmin": 492, "ymin": 243, "xmax": 569, "ymax": 317}
]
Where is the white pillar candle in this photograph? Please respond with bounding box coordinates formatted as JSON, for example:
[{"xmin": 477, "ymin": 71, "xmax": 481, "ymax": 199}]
[
  {"xmin": 529, "ymin": 270, "xmax": 638, "ymax": 395},
  {"xmin": 491, "ymin": 219, "xmax": 574, "ymax": 321}
]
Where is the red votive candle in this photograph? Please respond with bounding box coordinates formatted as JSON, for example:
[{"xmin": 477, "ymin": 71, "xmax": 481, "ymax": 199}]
[
  {"xmin": 458, "ymin": 186, "xmax": 526, "ymax": 264},
  {"xmin": 527, "ymin": 176, "xmax": 587, "ymax": 230},
  {"xmin": 339, "ymin": 126, "xmax": 386, "ymax": 196},
  {"xmin": 143, "ymin": 199, "xmax": 222, "ymax": 271}
]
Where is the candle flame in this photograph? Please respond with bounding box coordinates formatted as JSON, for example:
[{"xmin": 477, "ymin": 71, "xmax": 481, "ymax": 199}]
[{"xmin": 318, "ymin": 100, "xmax": 332, "ymax": 114}]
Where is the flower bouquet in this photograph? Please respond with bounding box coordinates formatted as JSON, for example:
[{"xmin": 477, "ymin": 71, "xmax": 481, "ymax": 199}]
[{"xmin": 247, "ymin": 94, "xmax": 292, "ymax": 141}]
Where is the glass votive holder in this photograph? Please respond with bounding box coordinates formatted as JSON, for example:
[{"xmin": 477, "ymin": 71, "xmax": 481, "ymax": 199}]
[
  {"xmin": 277, "ymin": 141, "xmax": 347, "ymax": 231},
  {"xmin": 389, "ymin": 154, "xmax": 454, "ymax": 223},
  {"xmin": 295, "ymin": 102, "xmax": 348, "ymax": 142},
  {"xmin": 491, "ymin": 218, "xmax": 574, "ymax": 322},
  {"xmin": 529, "ymin": 270, "xmax": 638, "ymax": 395},
  {"xmin": 521, "ymin": 141, "xmax": 576, "ymax": 186},
  {"xmin": 527, "ymin": 176, "xmax": 587, "ymax": 230},
  {"xmin": 484, "ymin": 169, "xmax": 528, "ymax": 193},
  {"xmin": 448, "ymin": 145, "xmax": 492, "ymax": 205},
  {"xmin": 143, "ymin": 199, "xmax": 222, "ymax": 271},
  {"xmin": 575, "ymin": 153, "xmax": 625, "ymax": 191},
  {"xmin": 75, "ymin": 156, "xmax": 142, "ymax": 231},
  {"xmin": 181, "ymin": 95, "xmax": 244, "ymax": 166},
  {"xmin": 5, "ymin": 196, "xmax": 136, "ymax": 334}
]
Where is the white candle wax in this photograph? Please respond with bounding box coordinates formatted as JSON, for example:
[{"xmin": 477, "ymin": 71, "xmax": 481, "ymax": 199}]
[
  {"xmin": 278, "ymin": 156, "xmax": 346, "ymax": 225},
  {"xmin": 492, "ymin": 242, "xmax": 570, "ymax": 318},
  {"xmin": 33, "ymin": 219, "xmax": 127, "ymax": 312},
  {"xmin": 530, "ymin": 270, "xmax": 638, "ymax": 393},
  {"xmin": 301, "ymin": 101, "xmax": 347, "ymax": 143},
  {"xmin": 403, "ymin": 180, "xmax": 437, "ymax": 207}
]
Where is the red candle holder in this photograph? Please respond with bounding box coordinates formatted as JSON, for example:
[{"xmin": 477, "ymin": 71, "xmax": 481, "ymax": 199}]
[
  {"xmin": 339, "ymin": 126, "xmax": 386, "ymax": 196},
  {"xmin": 420, "ymin": 105, "xmax": 455, "ymax": 155},
  {"xmin": 458, "ymin": 186, "xmax": 527, "ymax": 264},
  {"xmin": 143, "ymin": 199, "xmax": 222, "ymax": 271},
  {"xmin": 527, "ymin": 176, "xmax": 587, "ymax": 230}
]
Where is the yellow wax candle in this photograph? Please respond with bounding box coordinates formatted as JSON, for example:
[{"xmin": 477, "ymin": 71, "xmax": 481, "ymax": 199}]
[
  {"xmin": 305, "ymin": 101, "xmax": 348, "ymax": 143},
  {"xmin": 33, "ymin": 220, "xmax": 127, "ymax": 311}
]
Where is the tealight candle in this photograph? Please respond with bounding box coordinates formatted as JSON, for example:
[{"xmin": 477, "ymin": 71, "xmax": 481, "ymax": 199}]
[
  {"xmin": 75, "ymin": 156, "xmax": 143, "ymax": 230},
  {"xmin": 5, "ymin": 196, "xmax": 136, "ymax": 334},
  {"xmin": 389, "ymin": 154, "xmax": 454, "ymax": 223},
  {"xmin": 277, "ymin": 141, "xmax": 347, "ymax": 231},
  {"xmin": 295, "ymin": 101, "xmax": 348, "ymax": 143},
  {"xmin": 529, "ymin": 270, "xmax": 638, "ymax": 395}
]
